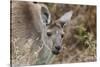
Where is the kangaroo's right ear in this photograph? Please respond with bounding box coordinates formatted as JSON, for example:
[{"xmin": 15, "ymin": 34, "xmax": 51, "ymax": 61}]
[{"xmin": 57, "ymin": 10, "xmax": 73, "ymax": 27}]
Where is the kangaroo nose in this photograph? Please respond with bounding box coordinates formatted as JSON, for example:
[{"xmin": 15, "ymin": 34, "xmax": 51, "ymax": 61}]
[
  {"xmin": 52, "ymin": 46, "xmax": 61, "ymax": 55},
  {"xmin": 55, "ymin": 46, "xmax": 61, "ymax": 50}
]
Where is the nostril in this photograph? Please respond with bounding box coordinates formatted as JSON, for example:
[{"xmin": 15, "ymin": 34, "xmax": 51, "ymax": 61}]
[
  {"xmin": 55, "ymin": 46, "xmax": 61, "ymax": 50},
  {"xmin": 61, "ymin": 34, "xmax": 64, "ymax": 38},
  {"xmin": 47, "ymin": 32, "xmax": 52, "ymax": 37}
]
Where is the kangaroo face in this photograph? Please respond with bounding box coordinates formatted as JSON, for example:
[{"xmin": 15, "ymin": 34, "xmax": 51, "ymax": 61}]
[
  {"xmin": 47, "ymin": 22, "xmax": 64, "ymax": 55},
  {"xmin": 47, "ymin": 11, "xmax": 73, "ymax": 55}
]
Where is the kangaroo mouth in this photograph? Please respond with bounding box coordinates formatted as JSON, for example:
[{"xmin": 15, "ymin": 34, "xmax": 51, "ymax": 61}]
[{"xmin": 52, "ymin": 49, "xmax": 60, "ymax": 55}]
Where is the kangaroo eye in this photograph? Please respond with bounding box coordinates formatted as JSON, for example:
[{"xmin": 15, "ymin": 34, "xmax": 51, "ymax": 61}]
[
  {"xmin": 61, "ymin": 34, "xmax": 64, "ymax": 38},
  {"xmin": 47, "ymin": 32, "xmax": 52, "ymax": 37}
]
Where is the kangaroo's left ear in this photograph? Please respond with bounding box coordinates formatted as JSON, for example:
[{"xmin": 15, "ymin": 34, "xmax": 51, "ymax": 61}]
[{"xmin": 57, "ymin": 10, "xmax": 73, "ymax": 27}]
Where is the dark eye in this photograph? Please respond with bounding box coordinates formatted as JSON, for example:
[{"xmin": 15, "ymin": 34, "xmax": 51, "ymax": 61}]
[
  {"xmin": 33, "ymin": 2, "xmax": 38, "ymax": 4},
  {"xmin": 47, "ymin": 32, "xmax": 52, "ymax": 37},
  {"xmin": 61, "ymin": 34, "xmax": 64, "ymax": 38}
]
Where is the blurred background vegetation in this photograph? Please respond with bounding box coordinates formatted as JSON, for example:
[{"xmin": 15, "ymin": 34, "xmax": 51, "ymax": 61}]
[{"xmin": 43, "ymin": 3, "xmax": 96, "ymax": 64}]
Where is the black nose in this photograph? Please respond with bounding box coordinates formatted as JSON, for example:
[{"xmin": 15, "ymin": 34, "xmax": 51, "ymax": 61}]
[{"xmin": 55, "ymin": 46, "xmax": 61, "ymax": 50}]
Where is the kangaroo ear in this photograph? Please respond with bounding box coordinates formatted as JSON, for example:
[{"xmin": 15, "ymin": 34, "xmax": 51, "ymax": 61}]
[
  {"xmin": 41, "ymin": 5, "xmax": 51, "ymax": 25},
  {"xmin": 58, "ymin": 10, "xmax": 73, "ymax": 27}
]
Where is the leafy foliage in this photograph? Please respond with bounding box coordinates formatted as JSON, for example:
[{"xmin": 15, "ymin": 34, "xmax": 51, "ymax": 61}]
[{"xmin": 74, "ymin": 23, "xmax": 96, "ymax": 55}]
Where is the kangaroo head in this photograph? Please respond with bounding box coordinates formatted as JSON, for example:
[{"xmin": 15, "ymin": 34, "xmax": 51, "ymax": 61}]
[
  {"xmin": 33, "ymin": 3, "xmax": 73, "ymax": 55},
  {"xmin": 47, "ymin": 11, "xmax": 73, "ymax": 55}
]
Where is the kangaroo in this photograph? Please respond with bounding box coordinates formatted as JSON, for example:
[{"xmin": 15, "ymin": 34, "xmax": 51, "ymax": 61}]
[{"xmin": 11, "ymin": 1, "xmax": 73, "ymax": 66}]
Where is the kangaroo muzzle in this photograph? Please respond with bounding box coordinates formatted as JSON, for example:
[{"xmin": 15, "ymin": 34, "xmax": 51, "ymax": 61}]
[{"xmin": 52, "ymin": 31, "xmax": 62, "ymax": 55}]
